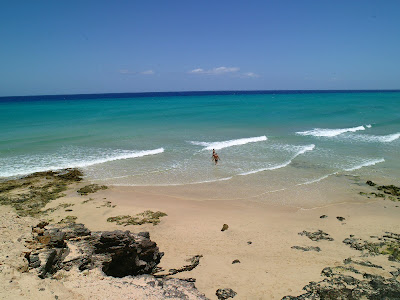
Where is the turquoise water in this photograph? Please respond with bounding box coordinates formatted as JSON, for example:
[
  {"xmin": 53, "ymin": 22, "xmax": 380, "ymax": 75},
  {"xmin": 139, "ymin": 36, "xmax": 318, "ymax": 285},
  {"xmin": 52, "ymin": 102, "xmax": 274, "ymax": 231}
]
[{"xmin": 1, "ymin": 92, "xmax": 399, "ymax": 189}]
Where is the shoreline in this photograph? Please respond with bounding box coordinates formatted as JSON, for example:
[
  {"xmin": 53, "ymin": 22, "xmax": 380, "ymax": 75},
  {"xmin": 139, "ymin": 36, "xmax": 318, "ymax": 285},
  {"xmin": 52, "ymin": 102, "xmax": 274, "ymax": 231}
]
[{"xmin": 1, "ymin": 169, "xmax": 400, "ymax": 299}]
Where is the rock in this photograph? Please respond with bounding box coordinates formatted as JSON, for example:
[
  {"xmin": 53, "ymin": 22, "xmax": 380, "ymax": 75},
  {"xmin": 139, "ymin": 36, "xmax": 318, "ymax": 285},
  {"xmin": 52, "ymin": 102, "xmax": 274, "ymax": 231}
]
[
  {"xmin": 221, "ymin": 224, "xmax": 229, "ymax": 232},
  {"xmin": 216, "ymin": 288, "xmax": 237, "ymax": 299},
  {"xmin": 298, "ymin": 230, "xmax": 334, "ymax": 242},
  {"xmin": 232, "ymin": 259, "xmax": 240, "ymax": 264},
  {"xmin": 247, "ymin": 241, "xmax": 252, "ymax": 245},
  {"xmin": 282, "ymin": 265, "xmax": 400, "ymax": 299},
  {"xmin": 319, "ymin": 215, "xmax": 327, "ymax": 219},
  {"xmin": 366, "ymin": 180, "xmax": 376, "ymax": 186},
  {"xmin": 96, "ymin": 230, "xmax": 164, "ymax": 277},
  {"xmin": 138, "ymin": 231, "xmax": 150, "ymax": 239},
  {"xmin": 36, "ymin": 221, "xmax": 49, "ymax": 229},
  {"xmin": 291, "ymin": 246, "xmax": 321, "ymax": 252},
  {"xmin": 336, "ymin": 216, "xmax": 346, "ymax": 222}
]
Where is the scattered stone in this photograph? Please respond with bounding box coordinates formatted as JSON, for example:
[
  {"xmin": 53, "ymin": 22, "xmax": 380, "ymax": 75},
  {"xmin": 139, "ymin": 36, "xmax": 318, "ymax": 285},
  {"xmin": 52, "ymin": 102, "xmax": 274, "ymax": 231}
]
[
  {"xmin": 319, "ymin": 215, "xmax": 327, "ymax": 219},
  {"xmin": 107, "ymin": 210, "xmax": 167, "ymax": 226},
  {"xmin": 77, "ymin": 184, "xmax": 108, "ymax": 196},
  {"xmin": 291, "ymin": 246, "xmax": 321, "ymax": 252},
  {"xmin": 298, "ymin": 230, "xmax": 334, "ymax": 242},
  {"xmin": 282, "ymin": 264, "xmax": 400, "ymax": 299},
  {"xmin": 343, "ymin": 232, "xmax": 400, "ymax": 261},
  {"xmin": 336, "ymin": 216, "xmax": 346, "ymax": 222},
  {"xmin": 343, "ymin": 257, "xmax": 383, "ymax": 269},
  {"xmin": 216, "ymin": 288, "xmax": 237, "ymax": 299},
  {"xmin": 221, "ymin": 224, "xmax": 229, "ymax": 232},
  {"xmin": 366, "ymin": 180, "xmax": 376, "ymax": 186},
  {"xmin": 247, "ymin": 241, "xmax": 252, "ymax": 245},
  {"xmin": 232, "ymin": 259, "xmax": 241, "ymax": 264}
]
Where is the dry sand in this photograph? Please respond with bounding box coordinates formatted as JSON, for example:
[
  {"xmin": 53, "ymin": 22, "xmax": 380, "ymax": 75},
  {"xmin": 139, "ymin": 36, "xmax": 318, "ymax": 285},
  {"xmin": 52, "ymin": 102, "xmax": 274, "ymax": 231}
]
[{"xmin": 1, "ymin": 175, "xmax": 400, "ymax": 299}]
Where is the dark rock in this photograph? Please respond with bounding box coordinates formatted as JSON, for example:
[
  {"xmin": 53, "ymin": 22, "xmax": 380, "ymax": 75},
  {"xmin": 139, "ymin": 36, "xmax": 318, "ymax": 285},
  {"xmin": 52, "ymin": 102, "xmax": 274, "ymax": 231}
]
[
  {"xmin": 298, "ymin": 230, "xmax": 334, "ymax": 242},
  {"xmin": 52, "ymin": 222, "xmax": 91, "ymax": 240},
  {"xmin": 247, "ymin": 241, "xmax": 252, "ymax": 245},
  {"xmin": 96, "ymin": 230, "xmax": 164, "ymax": 277},
  {"xmin": 343, "ymin": 257, "xmax": 383, "ymax": 269},
  {"xmin": 336, "ymin": 216, "xmax": 346, "ymax": 222},
  {"xmin": 221, "ymin": 224, "xmax": 229, "ymax": 232},
  {"xmin": 138, "ymin": 231, "xmax": 150, "ymax": 239},
  {"xmin": 232, "ymin": 259, "xmax": 241, "ymax": 264},
  {"xmin": 163, "ymin": 255, "xmax": 203, "ymax": 276},
  {"xmin": 291, "ymin": 246, "xmax": 321, "ymax": 252},
  {"xmin": 28, "ymin": 253, "xmax": 41, "ymax": 268},
  {"xmin": 216, "ymin": 288, "xmax": 237, "ymax": 299},
  {"xmin": 366, "ymin": 180, "xmax": 376, "ymax": 186},
  {"xmin": 37, "ymin": 248, "xmax": 66, "ymax": 278},
  {"xmin": 36, "ymin": 221, "xmax": 49, "ymax": 229},
  {"xmin": 319, "ymin": 215, "xmax": 328, "ymax": 219},
  {"xmin": 282, "ymin": 265, "xmax": 400, "ymax": 299}
]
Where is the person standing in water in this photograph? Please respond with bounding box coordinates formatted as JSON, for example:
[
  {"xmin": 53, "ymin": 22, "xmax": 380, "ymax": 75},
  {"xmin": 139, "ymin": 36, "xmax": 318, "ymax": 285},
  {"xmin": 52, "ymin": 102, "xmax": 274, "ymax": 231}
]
[{"xmin": 212, "ymin": 149, "xmax": 220, "ymax": 165}]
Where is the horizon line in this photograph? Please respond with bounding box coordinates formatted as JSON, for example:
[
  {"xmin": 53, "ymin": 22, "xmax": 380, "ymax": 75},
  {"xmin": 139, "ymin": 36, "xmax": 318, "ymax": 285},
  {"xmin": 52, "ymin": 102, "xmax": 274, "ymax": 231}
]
[{"xmin": 1, "ymin": 89, "xmax": 400, "ymax": 100}]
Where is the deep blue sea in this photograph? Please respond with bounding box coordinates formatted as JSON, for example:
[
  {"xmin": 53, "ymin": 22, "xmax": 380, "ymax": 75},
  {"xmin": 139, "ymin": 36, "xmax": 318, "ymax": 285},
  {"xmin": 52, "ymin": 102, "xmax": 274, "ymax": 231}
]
[{"xmin": 1, "ymin": 91, "xmax": 399, "ymax": 192}]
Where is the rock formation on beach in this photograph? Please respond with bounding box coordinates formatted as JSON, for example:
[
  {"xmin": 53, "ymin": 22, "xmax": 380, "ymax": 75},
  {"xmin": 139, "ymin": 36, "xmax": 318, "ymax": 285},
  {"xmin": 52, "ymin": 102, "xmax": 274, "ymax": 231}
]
[{"xmin": 23, "ymin": 219, "xmax": 208, "ymax": 298}]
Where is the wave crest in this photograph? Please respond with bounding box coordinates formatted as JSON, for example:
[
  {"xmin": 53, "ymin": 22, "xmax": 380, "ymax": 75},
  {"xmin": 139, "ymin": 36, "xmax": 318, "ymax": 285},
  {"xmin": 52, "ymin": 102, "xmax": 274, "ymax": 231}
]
[
  {"xmin": 296, "ymin": 125, "xmax": 367, "ymax": 137},
  {"xmin": 0, "ymin": 148, "xmax": 165, "ymax": 178},
  {"xmin": 344, "ymin": 158, "xmax": 385, "ymax": 172},
  {"xmin": 189, "ymin": 135, "xmax": 267, "ymax": 150},
  {"xmin": 239, "ymin": 144, "xmax": 315, "ymax": 176}
]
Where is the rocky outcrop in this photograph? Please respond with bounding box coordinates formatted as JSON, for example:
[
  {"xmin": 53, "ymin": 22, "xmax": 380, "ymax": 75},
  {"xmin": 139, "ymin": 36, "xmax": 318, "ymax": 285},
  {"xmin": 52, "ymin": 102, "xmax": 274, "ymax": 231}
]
[
  {"xmin": 282, "ymin": 267, "xmax": 400, "ymax": 299},
  {"xmin": 298, "ymin": 230, "xmax": 334, "ymax": 242},
  {"xmin": 23, "ymin": 220, "xmax": 208, "ymax": 299},
  {"xmin": 283, "ymin": 232, "xmax": 400, "ymax": 299}
]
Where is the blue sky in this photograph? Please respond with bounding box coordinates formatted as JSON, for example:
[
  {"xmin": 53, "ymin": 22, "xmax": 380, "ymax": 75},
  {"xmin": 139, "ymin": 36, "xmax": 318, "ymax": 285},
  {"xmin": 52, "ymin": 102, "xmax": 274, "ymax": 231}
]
[{"xmin": 1, "ymin": 0, "xmax": 399, "ymax": 96}]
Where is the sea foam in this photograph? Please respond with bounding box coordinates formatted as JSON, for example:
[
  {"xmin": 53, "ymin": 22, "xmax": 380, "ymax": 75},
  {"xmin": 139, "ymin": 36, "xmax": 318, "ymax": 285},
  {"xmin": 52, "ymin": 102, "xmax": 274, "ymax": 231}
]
[
  {"xmin": 349, "ymin": 132, "xmax": 400, "ymax": 143},
  {"xmin": 296, "ymin": 125, "xmax": 367, "ymax": 137},
  {"xmin": 344, "ymin": 158, "xmax": 385, "ymax": 172},
  {"xmin": 189, "ymin": 135, "xmax": 267, "ymax": 150},
  {"xmin": 239, "ymin": 144, "xmax": 315, "ymax": 176},
  {"xmin": 0, "ymin": 148, "xmax": 165, "ymax": 178}
]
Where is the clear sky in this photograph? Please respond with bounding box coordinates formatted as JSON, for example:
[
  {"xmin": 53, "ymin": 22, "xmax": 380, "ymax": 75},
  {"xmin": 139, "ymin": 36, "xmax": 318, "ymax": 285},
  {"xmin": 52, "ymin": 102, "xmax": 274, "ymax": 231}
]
[{"xmin": 1, "ymin": 0, "xmax": 400, "ymax": 96}]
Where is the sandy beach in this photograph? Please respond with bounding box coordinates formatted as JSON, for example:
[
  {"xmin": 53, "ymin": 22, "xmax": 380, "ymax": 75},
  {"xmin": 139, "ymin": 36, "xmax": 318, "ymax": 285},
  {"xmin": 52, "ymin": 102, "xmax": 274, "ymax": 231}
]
[{"xmin": 1, "ymin": 170, "xmax": 399, "ymax": 299}]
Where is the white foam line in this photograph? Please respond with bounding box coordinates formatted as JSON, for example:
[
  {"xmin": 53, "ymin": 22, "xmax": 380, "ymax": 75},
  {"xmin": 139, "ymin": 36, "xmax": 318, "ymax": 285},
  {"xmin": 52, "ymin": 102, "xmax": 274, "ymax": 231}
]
[
  {"xmin": 351, "ymin": 132, "xmax": 400, "ymax": 143},
  {"xmin": 189, "ymin": 135, "xmax": 267, "ymax": 150},
  {"xmin": 343, "ymin": 158, "xmax": 385, "ymax": 172},
  {"xmin": 238, "ymin": 144, "xmax": 315, "ymax": 176},
  {"xmin": 0, "ymin": 148, "xmax": 165, "ymax": 178},
  {"xmin": 296, "ymin": 125, "xmax": 367, "ymax": 137},
  {"xmin": 112, "ymin": 176, "xmax": 233, "ymax": 187},
  {"xmin": 296, "ymin": 172, "xmax": 338, "ymax": 186}
]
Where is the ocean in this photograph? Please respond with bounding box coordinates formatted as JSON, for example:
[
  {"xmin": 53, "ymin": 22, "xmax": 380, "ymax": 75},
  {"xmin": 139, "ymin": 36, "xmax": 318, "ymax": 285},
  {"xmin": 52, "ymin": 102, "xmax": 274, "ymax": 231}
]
[{"xmin": 1, "ymin": 90, "xmax": 399, "ymax": 202}]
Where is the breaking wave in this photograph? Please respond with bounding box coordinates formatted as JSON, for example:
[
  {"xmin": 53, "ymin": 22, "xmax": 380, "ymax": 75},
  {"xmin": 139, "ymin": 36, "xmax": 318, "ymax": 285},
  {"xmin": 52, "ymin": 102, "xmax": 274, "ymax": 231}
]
[
  {"xmin": 0, "ymin": 148, "xmax": 165, "ymax": 178},
  {"xmin": 239, "ymin": 144, "xmax": 315, "ymax": 176},
  {"xmin": 189, "ymin": 135, "xmax": 267, "ymax": 150},
  {"xmin": 344, "ymin": 158, "xmax": 385, "ymax": 172},
  {"xmin": 296, "ymin": 125, "xmax": 368, "ymax": 137},
  {"xmin": 348, "ymin": 132, "xmax": 400, "ymax": 143}
]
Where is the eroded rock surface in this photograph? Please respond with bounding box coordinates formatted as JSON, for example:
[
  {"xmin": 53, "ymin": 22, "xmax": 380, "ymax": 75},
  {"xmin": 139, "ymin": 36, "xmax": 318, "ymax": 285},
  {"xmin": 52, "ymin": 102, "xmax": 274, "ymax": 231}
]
[
  {"xmin": 23, "ymin": 220, "xmax": 208, "ymax": 299},
  {"xmin": 298, "ymin": 230, "xmax": 334, "ymax": 242}
]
